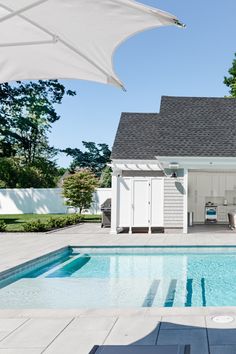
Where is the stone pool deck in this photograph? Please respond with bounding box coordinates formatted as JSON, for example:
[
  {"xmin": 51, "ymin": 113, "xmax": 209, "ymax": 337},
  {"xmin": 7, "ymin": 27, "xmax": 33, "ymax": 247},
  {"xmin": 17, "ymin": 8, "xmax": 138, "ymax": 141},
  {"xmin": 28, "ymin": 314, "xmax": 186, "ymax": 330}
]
[{"xmin": 0, "ymin": 223, "xmax": 236, "ymax": 353}]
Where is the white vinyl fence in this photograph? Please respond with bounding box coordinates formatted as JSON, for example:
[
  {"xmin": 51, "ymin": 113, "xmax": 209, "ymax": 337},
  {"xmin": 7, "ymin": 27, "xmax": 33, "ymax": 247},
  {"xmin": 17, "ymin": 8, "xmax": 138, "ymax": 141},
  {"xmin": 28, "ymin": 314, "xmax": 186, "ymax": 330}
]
[{"xmin": 0, "ymin": 188, "xmax": 111, "ymax": 215}]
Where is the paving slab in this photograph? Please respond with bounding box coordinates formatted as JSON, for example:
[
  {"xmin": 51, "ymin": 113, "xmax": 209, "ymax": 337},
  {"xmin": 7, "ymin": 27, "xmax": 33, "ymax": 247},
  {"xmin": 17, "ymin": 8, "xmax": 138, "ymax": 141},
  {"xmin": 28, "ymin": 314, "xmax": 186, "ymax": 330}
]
[
  {"xmin": 0, "ymin": 350, "xmax": 42, "ymax": 354},
  {"xmin": 208, "ymin": 328, "xmax": 236, "ymax": 345},
  {"xmin": 104, "ymin": 317, "xmax": 161, "ymax": 345},
  {"xmin": 0, "ymin": 318, "xmax": 72, "ymax": 349},
  {"xmin": 12, "ymin": 309, "xmax": 83, "ymax": 319},
  {"xmin": 210, "ymin": 345, "xmax": 236, "ymax": 354},
  {"xmin": 206, "ymin": 315, "xmax": 236, "ymax": 329},
  {"xmin": 80, "ymin": 308, "xmax": 148, "ymax": 318},
  {"xmin": 0, "ymin": 318, "xmax": 29, "ymax": 341},
  {"xmin": 161, "ymin": 315, "xmax": 205, "ymax": 330},
  {"xmin": 44, "ymin": 317, "xmax": 117, "ymax": 354},
  {"xmin": 157, "ymin": 329, "xmax": 208, "ymax": 354}
]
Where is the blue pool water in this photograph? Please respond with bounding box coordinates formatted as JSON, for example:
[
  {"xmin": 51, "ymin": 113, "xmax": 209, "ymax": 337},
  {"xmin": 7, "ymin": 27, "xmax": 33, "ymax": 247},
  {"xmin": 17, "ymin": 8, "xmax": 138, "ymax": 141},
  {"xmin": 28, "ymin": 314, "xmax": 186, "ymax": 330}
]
[{"xmin": 1, "ymin": 247, "xmax": 236, "ymax": 308}]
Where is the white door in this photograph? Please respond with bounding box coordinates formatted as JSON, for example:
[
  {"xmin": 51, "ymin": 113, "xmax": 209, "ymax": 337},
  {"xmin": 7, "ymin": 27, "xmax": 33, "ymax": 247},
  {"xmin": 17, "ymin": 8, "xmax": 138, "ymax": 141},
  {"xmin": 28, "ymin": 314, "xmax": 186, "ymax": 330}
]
[
  {"xmin": 118, "ymin": 177, "xmax": 131, "ymax": 227},
  {"xmin": 150, "ymin": 178, "xmax": 164, "ymax": 227},
  {"xmin": 133, "ymin": 179, "xmax": 149, "ymax": 227}
]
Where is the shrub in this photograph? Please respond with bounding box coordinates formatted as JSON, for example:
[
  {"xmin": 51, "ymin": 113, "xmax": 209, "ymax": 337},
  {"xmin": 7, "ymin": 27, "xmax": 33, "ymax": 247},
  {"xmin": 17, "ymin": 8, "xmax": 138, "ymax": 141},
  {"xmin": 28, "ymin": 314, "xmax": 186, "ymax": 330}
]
[
  {"xmin": 23, "ymin": 219, "xmax": 48, "ymax": 232},
  {"xmin": 65, "ymin": 214, "xmax": 81, "ymax": 225},
  {"xmin": 0, "ymin": 220, "xmax": 7, "ymax": 232},
  {"xmin": 46, "ymin": 215, "xmax": 81, "ymax": 229},
  {"xmin": 46, "ymin": 217, "xmax": 67, "ymax": 229},
  {"xmin": 23, "ymin": 214, "xmax": 82, "ymax": 232}
]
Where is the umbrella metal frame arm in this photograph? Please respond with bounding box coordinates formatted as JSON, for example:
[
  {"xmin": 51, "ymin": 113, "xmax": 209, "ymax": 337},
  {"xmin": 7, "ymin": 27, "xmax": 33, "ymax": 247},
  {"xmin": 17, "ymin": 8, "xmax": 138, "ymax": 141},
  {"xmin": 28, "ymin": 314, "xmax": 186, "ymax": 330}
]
[
  {"xmin": 0, "ymin": 0, "xmax": 48, "ymax": 23},
  {"xmin": 0, "ymin": 0, "xmax": 124, "ymax": 89},
  {"xmin": 0, "ymin": 0, "xmax": 56, "ymax": 47}
]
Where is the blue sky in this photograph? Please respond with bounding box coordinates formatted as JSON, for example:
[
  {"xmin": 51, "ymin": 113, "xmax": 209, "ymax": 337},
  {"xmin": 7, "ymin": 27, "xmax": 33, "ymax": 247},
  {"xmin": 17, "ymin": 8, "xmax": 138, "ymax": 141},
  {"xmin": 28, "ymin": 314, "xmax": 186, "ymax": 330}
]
[{"xmin": 50, "ymin": 0, "xmax": 236, "ymax": 167}]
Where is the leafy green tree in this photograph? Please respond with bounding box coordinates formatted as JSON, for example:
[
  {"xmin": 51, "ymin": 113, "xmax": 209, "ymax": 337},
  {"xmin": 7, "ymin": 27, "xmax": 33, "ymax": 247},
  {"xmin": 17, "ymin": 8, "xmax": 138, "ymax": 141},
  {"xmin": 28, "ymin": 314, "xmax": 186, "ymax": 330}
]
[
  {"xmin": 63, "ymin": 169, "xmax": 98, "ymax": 213},
  {"xmin": 0, "ymin": 157, "xmax": 63, "ymax": 188},
  {"xmin": 99, "ymin": 166, "xmax": 112, "ymax": 188},
  {"xmin": 63, "ymin": 141, "xmax": 111, "ymax": 177},
  {"xmin": 0, "ymin": 80, "xmax": 76, "ymax": 187},
  {"xmin": 0, "ymin": 80, "xmax": 76, "ymax": 164},
  {"xmin": 224, "ymin": 53, "xmax": 236, "ymax": 97},
  {"xmin": 0, "ymin": 158, "xmax": 19, "ymax": 188},
  {"xmin": 17, "ymin": 159, "xmax": 63, "ymax": 188}
]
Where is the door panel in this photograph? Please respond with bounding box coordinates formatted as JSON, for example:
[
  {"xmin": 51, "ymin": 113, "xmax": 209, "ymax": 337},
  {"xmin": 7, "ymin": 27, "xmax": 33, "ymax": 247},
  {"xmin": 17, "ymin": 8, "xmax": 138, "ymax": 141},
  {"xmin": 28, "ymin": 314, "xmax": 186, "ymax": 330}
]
[
  {"xmin": 151, "ymin": 178, "xmax": 164, "ymax": 226},
  {"xmin": 118, "ymin": 177, "xmax": 131, "ymax": 227},
  {"xmin": 133, "ymin": 179, "xmax": 149, "ymax": 227}
]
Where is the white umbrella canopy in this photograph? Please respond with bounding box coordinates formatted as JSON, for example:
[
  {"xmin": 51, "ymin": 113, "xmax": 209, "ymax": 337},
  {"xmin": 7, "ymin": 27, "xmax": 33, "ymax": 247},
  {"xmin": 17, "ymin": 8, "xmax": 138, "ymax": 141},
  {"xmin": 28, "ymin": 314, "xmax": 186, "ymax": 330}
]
[{"xmin": 0, "ymin": 0, "xmax": 184, "ymax": 89}]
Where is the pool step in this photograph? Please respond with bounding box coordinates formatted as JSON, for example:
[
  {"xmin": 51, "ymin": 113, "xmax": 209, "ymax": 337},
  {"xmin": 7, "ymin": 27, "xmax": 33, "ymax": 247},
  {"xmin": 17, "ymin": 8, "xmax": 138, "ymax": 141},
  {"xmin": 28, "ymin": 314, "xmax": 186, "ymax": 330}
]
[
  {"xmin": 185, "ymin": 279, "xmax": 193, "ymax": 307},
  {"xmin": 164, "ymin": 279, "xmax": 177, "ymax": 307},
  {"xmin": 142, "ymin": 279, "xmax": 160, "ymax": 307},
  {"xmin": 143, "ymin": 278, "xmax": 207, "ymax": 307}
]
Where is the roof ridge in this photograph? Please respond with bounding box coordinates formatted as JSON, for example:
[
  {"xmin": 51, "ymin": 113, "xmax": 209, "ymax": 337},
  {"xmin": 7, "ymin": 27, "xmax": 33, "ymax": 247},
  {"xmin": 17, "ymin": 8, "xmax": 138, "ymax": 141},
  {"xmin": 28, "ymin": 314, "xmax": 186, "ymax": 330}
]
[
  {"xmin": 121, "ymin": 112, "xmax": 159, "ymax": 115},
  {"xmin": 161, "ymin": 95, "xmax": 235, "ymax": 100}
]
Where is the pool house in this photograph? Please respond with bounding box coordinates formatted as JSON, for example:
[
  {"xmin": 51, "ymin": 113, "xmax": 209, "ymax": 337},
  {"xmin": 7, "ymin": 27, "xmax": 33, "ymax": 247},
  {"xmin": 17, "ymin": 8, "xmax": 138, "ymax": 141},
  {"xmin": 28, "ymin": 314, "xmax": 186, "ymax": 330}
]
[{"xmin": 110, "ymin": 96, "xmax": 236, "ymax": 234}]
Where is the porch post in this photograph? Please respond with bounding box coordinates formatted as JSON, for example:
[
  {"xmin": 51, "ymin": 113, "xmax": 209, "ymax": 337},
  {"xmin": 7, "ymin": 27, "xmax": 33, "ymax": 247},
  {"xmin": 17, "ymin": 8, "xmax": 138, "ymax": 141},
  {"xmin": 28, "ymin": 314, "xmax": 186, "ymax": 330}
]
[
  {"xmin": 183, "ymin": 168, "xmax": 188, "ymax": 234},
  {"xmin": 110, "ymin": 170, "xmax": 119, "ymax": 234}
]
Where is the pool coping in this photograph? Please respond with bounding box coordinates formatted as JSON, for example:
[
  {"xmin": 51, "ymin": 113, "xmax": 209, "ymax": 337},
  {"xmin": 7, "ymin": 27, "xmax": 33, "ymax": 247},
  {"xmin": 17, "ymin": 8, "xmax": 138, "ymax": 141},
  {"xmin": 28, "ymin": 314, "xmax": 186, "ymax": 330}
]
[{"xmin": 1, "ymin": 306, "xmax": 236, "ymax": 318}]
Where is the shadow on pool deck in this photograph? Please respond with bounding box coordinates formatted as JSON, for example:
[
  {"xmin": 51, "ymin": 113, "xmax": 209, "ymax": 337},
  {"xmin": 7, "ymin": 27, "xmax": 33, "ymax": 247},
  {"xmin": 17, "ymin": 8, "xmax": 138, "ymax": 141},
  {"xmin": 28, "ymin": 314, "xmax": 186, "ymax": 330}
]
[
  {"xmin": 0, "ymin": 309, "xmax": 236, "ymax": 354},
  {"xmin": 85, "ymin": 320, "xmax": 236, "ymax": 354},
  {"xmin": 188, "ymin": 224, "xmax": 235, "ymax": 234}
]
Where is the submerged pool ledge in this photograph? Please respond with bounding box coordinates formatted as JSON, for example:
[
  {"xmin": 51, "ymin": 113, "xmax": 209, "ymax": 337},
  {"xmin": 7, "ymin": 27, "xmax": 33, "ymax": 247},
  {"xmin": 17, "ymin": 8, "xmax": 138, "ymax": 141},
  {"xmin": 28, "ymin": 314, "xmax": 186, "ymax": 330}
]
[{"xmin": 0, "ymin": 246, "xmax": 70, "ymax": 285}]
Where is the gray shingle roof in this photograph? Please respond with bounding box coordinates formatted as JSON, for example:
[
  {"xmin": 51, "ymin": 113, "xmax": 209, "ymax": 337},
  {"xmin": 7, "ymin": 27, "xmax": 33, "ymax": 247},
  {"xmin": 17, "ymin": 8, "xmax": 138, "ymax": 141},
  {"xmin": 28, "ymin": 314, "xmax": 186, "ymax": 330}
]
[{"xmin": 111, "ymin": 96, "xmax": 236, "ymax": 159}]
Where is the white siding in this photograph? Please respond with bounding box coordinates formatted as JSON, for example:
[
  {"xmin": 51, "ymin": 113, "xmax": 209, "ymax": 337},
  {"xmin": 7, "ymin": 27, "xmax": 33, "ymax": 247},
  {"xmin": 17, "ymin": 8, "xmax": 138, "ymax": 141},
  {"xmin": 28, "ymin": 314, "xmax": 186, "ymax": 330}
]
[{"xmin": 164, "ymin": 177, "xmax": 184, "ymax": 228}]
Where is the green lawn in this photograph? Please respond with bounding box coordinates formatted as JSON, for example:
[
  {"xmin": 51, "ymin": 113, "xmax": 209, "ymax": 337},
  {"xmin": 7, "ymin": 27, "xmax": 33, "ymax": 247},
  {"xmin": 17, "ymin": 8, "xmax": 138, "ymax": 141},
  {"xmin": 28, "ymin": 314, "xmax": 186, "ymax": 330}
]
[{"xmin": 0, "ymin": 214, "xmax": 101, "ymax": 232}]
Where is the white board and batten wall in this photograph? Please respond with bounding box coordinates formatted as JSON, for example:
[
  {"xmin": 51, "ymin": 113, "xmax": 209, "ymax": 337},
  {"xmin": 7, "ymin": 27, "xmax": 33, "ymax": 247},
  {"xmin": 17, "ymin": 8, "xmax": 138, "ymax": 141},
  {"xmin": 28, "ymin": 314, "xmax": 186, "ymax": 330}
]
[
  {"xmin": 0, "ymin": 188, "xmax": 111, "ymax": 215},
  {"xmin": 117, "ymin": 176, "xmax": 164, "ymax": 229}
]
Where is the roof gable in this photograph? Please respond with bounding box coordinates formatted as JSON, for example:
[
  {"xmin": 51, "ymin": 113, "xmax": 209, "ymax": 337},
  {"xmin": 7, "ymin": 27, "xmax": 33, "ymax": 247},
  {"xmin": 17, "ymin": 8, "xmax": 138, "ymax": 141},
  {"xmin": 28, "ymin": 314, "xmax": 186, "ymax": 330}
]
[{"xmin": 111, "ymin": 96, "xmax": 236, "ymax": 160}]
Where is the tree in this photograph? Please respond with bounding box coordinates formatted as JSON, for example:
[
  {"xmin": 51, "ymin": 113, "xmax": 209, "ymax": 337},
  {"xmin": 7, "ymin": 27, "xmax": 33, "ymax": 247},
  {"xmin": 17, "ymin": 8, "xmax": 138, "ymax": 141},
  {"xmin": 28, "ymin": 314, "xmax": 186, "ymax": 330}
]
[
  {"xmin": 99, "ymin": 166, "xmax": 112, "ymax": 188},
  {"xmin": 224, "ymin": 53, "xmax": 236, "ymax": 97},
  {"xmin": 0, "ymin": 80, "xmax": 76, "ymax": 187},
  {"xmin": 0, "ymin": 157, "xmax": 64, "ymax": 188},
  {"xmin": 0, "ymin": 80, "xmax": 76, "ymax": 164},
  {"xmin": 16, "ymin": 159, "xmax": 64, "ymax": 188},
  {"xmin": 0, "ymin": 158, "xmax": 19, "ymax": 188},
  {"xmin": 62, "ymin": 169, "xmax": 98, "ymax": 213},
  {"xmin": 63, "ymin": 141, "xmax": 111, "ymax": 177}
]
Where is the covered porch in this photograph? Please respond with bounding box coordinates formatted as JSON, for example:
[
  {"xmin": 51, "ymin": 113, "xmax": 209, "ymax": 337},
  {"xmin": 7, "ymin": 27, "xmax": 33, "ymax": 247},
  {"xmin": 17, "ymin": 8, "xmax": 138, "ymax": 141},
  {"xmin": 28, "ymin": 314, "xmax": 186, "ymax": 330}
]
[{"xmin": 158, "ymin": 156, "xmax": 236, "ymax": 234}]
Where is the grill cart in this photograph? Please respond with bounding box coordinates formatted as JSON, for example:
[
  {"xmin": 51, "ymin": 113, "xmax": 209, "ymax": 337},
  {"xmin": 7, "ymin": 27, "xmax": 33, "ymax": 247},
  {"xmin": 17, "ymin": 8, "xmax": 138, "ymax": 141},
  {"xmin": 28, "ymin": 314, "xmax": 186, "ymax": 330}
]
[
  {"xmin": 228, "ymin": 211, "xmax": 236, "ymax": 230},
  {"xmin": 101, "ymin": 198, "xmax": 111, "ymax": 228}
]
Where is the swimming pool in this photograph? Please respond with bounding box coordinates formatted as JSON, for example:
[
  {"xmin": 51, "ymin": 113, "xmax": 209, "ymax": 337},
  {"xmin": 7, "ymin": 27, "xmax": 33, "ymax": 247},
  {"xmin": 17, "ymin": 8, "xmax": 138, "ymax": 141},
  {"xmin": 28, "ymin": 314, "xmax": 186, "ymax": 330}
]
[{"xmin": 0, "ymin": 246, "xmax": 236, "ymax": 308}]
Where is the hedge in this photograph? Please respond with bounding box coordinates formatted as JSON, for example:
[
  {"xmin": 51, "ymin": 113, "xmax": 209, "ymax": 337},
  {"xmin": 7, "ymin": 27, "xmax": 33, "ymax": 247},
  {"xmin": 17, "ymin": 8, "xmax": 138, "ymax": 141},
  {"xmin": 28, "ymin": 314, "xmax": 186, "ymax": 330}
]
[
  {"xmin": 23, "ymin": 214, "xmax": 83, "ymax": 232},
  {"xmin": 0, "ymin": 220, "xmax": 7, "ymax": 232}
]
